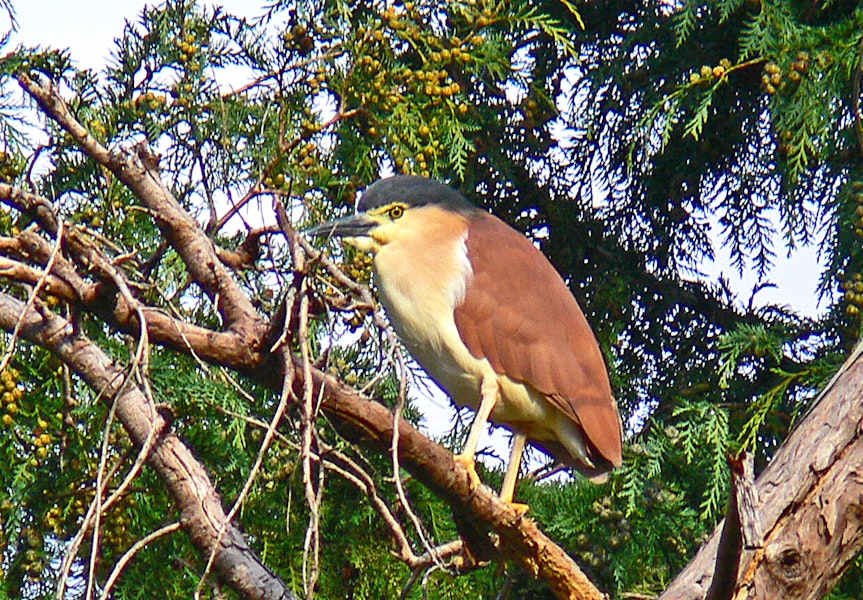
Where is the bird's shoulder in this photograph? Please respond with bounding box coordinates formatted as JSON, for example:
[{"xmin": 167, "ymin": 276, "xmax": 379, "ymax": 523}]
[{"xmin": 455, "ymin": 210, "xmax": 598, "ymax": 375}]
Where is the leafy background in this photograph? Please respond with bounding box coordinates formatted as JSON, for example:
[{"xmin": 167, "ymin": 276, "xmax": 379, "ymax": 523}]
[{"xmin": 0, "ymin": 0, "xmax": 861, "ymax": 598}]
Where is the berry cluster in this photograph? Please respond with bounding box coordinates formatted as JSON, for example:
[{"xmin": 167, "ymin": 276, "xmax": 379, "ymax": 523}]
[
  {"xmin": 761, "ymin": 51, "xmax": 811, "ymax": 96},
  {"xmin": 572, "ymin": 496, "xmax": 632, "ymax": 574},
  {"xmin": 689, "ymin": 58, "xmax": 732, "ymax": 84},
  {"xmin": 0, "ymin": 367, "xmax": 24, "ymax": 428},
  {"xmin": 840, "ymin": 183, "xmax": 863, "ymax": 318}
]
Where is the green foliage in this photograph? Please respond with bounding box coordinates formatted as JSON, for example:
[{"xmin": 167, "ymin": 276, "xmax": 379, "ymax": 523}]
[{"xmin": 0, "ymin": 0, "xmax": 861, "ymax": 597}]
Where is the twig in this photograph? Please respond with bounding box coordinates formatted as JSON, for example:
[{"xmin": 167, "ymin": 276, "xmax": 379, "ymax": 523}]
[
  {"xmin": 55, "ymin": 367, "xmax": 133, "ymax": 599},
  {"xmin": 299, "ymin": 289, "xmax": 324, "ymax": 598},
  {"xmin": 391, "ymin": 343, "xmax": 446, "ymax": 572},
  {"xmin": 83, "ymin": 251, "xmax": 157, "ymax": 600},
  {"xmin": 99, "ymin": 522, "xmax": 182, "ymax": 600},
  {"xmin": 274, "ymin": 188, "xmax": 325, "ymax": 597},
  {"xmin": 194, "ymin": 293, "xmax": 298, "ymax": 599}
]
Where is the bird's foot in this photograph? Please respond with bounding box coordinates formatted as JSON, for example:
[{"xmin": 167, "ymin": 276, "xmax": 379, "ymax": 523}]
[
  {"xmin": 506, "ymin": 501, "xmax": 530, "ymax": 518},
  {"xmin": 454, "ymin": 453, "xmax": 481, "ymax": 491}
]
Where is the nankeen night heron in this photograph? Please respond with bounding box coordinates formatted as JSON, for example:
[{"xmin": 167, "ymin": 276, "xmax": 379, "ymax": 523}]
[{"xmin": 309, "ymin": 175, "xmax": 622, "ymax": 506}]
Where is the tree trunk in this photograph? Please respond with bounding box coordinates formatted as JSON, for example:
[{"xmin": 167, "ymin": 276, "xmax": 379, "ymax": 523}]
[{"xmin": 662, "ymin": 342, "xmax": 863, "ymax": 600}]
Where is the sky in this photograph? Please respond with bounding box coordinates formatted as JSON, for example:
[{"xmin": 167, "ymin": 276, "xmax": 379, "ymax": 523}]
[{"xmin": 7, "ymin": 0, "xmax": 263, "ymax": 72}]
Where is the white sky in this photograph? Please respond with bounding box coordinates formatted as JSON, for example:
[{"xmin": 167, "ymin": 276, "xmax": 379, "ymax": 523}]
[{"xmin": 7, "ymin": 0, "xmax": 266, "ymax": 72}]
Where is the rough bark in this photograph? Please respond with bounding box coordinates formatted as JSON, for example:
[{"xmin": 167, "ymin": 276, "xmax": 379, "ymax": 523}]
[
  {"xmin": 0, "ymin": 294, "xmax": 299, "ymax": 600},
  {"xmin": 662, "ymin": 342, "xmax": 863, "ymax": 600}
]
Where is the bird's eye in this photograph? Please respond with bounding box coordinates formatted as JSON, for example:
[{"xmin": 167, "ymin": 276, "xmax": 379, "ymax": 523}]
[{"xmin": 388, "ymin": 205, "xmax": 404, "ymax": 220}]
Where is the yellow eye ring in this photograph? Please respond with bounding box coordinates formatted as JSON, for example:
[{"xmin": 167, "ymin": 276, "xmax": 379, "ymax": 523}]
[{"xmin": 388, "ymin": 205, "xmax": 404, "ymax": 220}]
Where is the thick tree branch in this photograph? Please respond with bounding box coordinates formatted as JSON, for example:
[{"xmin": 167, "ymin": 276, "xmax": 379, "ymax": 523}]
[
  {"xmin": 662, "ymin": 342, "xmax": 863, "ymax": 600},
  {"xmin": 0, "ymin": 293, "xmax": 297, "ymax": 600},
  {"xmin": 303, "ymin": 361, "xmax": 604, "ymax": 600},
  {"xmin": 0, "ymin": 214, "xmax": 265, "ymax": 369}
]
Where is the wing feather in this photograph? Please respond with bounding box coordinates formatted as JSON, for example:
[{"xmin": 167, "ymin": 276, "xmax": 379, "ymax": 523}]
[{"xmin": 453, "ymin": 212, "xmax": 622, "ymax": 467}]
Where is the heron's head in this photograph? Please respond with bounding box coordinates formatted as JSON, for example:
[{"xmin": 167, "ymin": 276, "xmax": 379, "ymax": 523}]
[{"xmin": 306, "ymin": 175, "xmax": 476, "ymax": 252}]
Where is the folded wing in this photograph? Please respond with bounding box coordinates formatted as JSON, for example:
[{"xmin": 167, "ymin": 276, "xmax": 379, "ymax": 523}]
[{"xmin": 453, "ymin": 212, "xmax": 622, "ymax": 470}]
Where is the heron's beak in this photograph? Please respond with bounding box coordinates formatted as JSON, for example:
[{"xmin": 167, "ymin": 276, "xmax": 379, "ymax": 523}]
[{"xmin": 306, "ymin": 214, "xmax": 377, "ymax": 239}]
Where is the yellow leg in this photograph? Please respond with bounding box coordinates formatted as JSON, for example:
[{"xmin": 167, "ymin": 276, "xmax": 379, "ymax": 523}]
[
  {"xmin": 500, "ymin": 433, "xmax": 529, "ymax": 516},
  {"xmin": 455, "ymin": 376, "xmax": 498, "ymax": 490},
  {"xmin": 500, "ymin": 432, "xmax": 526, "ymax": 503}
]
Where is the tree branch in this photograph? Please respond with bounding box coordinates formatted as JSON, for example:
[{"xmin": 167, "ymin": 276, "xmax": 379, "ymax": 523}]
[
  {"xmin": 0, "ymin": 293, "xmax": 298, "ymax": 600},
  {"xmin": 662, "ymin": 342, "xmax": 863, "ymax": 599},
  {"xmin": 303, "ymin": 360, "xmax": 605, "ymax": 600},
  {"xmin": 17, "ymin": 74, "xmax": 262, "ymax": 332}
]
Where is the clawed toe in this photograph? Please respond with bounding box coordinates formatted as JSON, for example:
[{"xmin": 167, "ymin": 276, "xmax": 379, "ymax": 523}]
[
  {"xmin": 507, "ymin": 501, "xmax": 530, "ymax": 517},
  {"xmin": 454, "ymin": 453, "xmax": 481, "ymax": 491}
]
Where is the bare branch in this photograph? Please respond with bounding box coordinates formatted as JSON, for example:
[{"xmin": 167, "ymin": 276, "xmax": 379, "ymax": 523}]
[
  {"xmin": 0, "ymin": 292, "xmax": 298, "ymax": 600},
  {"xmin": 99, "ymin": 522, "xmax": 183, "ymax": 600},
  {"xmin": 17, "ymin": 74, "xmax": 262, "ymax": 331}
]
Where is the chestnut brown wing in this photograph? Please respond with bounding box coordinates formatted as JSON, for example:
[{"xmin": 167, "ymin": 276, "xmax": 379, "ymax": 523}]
[{"xmin": 453, "ymin": 212, "xmax": 622, "ymax": 467}]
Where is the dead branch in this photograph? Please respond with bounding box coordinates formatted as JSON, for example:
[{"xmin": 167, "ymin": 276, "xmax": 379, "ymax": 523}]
[
  {"xmin": 662, "ymin": 342, "xmax": 863, "ymax": 600},
  {"xmin": 706, "ymin": 453, "xmax": 761, "ymax": 600},
  {"xmin": 0, "ymin": 292, "xmax": 298, "ymax": 600}
]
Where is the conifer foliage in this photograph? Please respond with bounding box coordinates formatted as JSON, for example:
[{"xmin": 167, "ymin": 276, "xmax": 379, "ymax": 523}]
[{"xmin": 0, "ymin": 0, "xmax": 860, "ymax": 598}]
